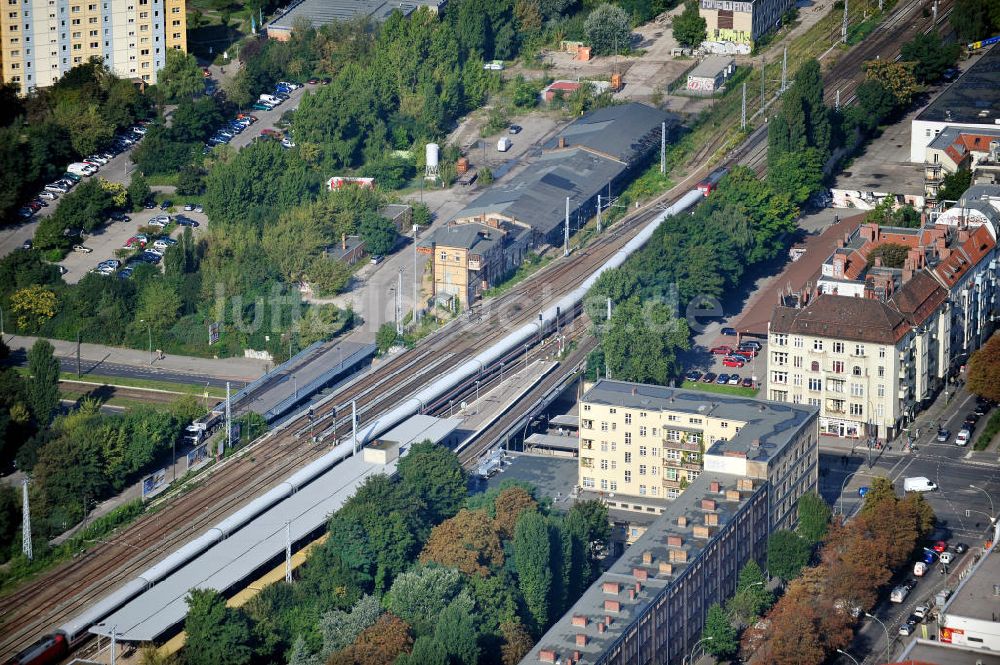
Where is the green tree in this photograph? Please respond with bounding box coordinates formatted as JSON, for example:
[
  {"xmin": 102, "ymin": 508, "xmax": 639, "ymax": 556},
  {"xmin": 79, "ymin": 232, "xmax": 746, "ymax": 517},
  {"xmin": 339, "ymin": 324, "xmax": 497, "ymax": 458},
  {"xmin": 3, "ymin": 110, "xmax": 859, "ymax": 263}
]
[
  {"xmin": 383, "ymin": 566, "xmax": 466, "ymax": 636},
  {"xmin": 939, "ymin": 167, "xmax": 973, "ymax": 201},
  {"xmin": 396, "ymin": 637, "xmax": 448, "ymax": 665},
  {"xmin": 358, "ymin": 210, "xmax": 396, "ymax": 257},
  {"xmin": 796, "ymin": 492, "xmax": 831, "ymax": 544},
  {"xmin": 767, "ymin": 148, "xmax": 824, "ymax": 205},
  {"xmin": 672, "ymin": 0, "xmax": 707, "ymax": 48},
  {"xmin": 26, "ymin": 339, "xmax": 60, "ymax": 424},
  {"xmin": 860, "ymin": 476, "xmax": 897, "ymax": 512},
  {"xmin": 376, "ymin": 323, "xmax": 399, "ymax": 354},
  {"xmin": 307, "ymin": 257, "xmax": 353, "ymax": 297},
  {"xmin": 397, "ymin": 441, "xmax": 466, "ymax": 523},
  {"xmin": 513, "ymin": 510, "xmax": 552, "ymax": 633},
  {"xmin": 767, "ymin": 529, "xmax": 812, "ymax": 581},
  {"xmin": 500, "ymin": 620, "xmax": 534, "ymax": 665},
  {"xmin": 901, "ymin": 32, "xmax": 961, "ymax": 83},
  {"xmin": 320, "ymin": 595, "xmax": 383, "ymax": 658},
  {"xmin": 949, "ymin": 0, "xmax": 998, "ymax": 41},
  {"xmin": 865, "ymin": 242, "xmax": 910, "ymax": 268},
  {"xmin": 434, "ymin": 599, "xmax": 480, "ymax": 664},
  {"xmin": 726, "ymin": 560, "xmax": 773, "ymax": 624},
  {"xmin": 128, "ymin": 172, "xmax": 152, "ymax": 209},
  {"xmin": 0, "ymin": 484, "xmax": 21, "ymax": 563},
  {"xmin": 702, "ymin": 602, "xmax": 738, "ymax": 658},
  {"xmin": 184, "ymin": 589, "xmax": 253, "ymax": 665},
  {"xmin": 585, "ymin": 3, "xmax": 631, "ymax": 56},
  {"xmin": 157, "ymin": 49, "xmax": 205, "ymax": 103},
  {"xmin": 854, "ymin": 79, "xmax": 897, "ymax": 131},
  {"xmin": 597, "ymin": 296, "xmax": 690, "ymax": 385}
]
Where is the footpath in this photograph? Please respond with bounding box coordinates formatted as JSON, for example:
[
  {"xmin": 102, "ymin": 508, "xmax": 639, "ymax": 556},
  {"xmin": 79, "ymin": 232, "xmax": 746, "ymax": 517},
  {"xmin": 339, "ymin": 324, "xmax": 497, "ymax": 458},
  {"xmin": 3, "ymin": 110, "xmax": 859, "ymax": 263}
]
[{"xmin": 4, "ymin": 334, "xmax": 266, "ymax": 383}]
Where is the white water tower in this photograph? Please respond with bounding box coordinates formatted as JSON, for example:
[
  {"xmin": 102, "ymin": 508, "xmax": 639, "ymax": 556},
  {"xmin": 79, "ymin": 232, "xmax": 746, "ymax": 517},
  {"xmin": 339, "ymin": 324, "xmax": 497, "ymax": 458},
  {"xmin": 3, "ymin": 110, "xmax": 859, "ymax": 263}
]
[{"xmin": 425, "ymin": 142, "xmax": 440, "ymax": 181}]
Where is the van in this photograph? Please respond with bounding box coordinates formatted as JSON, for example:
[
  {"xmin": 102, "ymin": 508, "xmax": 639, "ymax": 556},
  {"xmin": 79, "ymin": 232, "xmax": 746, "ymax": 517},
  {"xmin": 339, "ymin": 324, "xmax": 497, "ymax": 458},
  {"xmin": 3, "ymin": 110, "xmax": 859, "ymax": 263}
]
[
  {"xmin": 68, "ymin": 162, "xmax": 97, "ymax": 176},
  {"xmin": 904, "ymin": 477, "xmax": 937, "ymax": 493},
  {"xmin": 913, "ymin": 561, "xmax": 927, "ymax": 576},
  {"xmin": 497, "ymin": 137, "xmax": 512, "ymax": 152},
  {"xmin": 259, "ymin": 94, "xmax": 282, "ymax": 106},
  {"xmin": 935, "ymin": 588, "xmax": 952, "ymax": 607},
  {"xmin": 890, "ymin": 586, "xmax": 910, "ymax": 603}
]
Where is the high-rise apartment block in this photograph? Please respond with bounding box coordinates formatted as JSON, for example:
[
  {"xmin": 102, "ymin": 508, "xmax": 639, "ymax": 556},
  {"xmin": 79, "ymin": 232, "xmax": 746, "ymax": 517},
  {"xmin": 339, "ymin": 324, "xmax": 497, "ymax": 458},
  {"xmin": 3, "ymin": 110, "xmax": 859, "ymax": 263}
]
[{"xmin": 0, "ymin": 0, "xmax": 186, "ymax": 94}]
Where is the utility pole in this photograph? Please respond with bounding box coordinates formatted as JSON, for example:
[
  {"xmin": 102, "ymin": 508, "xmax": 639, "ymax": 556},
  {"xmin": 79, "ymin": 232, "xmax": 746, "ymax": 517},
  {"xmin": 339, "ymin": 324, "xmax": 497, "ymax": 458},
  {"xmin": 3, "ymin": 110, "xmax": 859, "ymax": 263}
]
[
  {"xmin": 351, "ymin": 399, "xmax": 357, "ymax": 453},
  {"xmin": 564, "ymin": 197, "xmax": 570, "ymax": 257},
  {"xmin": 22, "ymin": 479, "xmax": 32, "ymax": 561},
  {"xmin": 780, "ymin": 47, "xmax": 788, "ymax": 92},
  {"xmin": 110, "ymin": 626, "xmax": 117, "ymax": 665},
  {"xmin": 412, "ymin": 224, "xmax": 419, "ymax": 324},
  {"xmin": 760, "ymin": 56, "xmax": 766, "ymax": 111},
  {"xmin": 76, "ymin": 330, "xmax": 81, "ymax": 378},
  {"xmin": 660, "ymin": 121, "xmax": 666, "ymax": 174},
  {"xmin": 835, "ymin": 88, "xmax": 841, "ymax": 111},
  {"xmin": 741, "ymin": 82, "xmax": 747, "ymax": 130},
  {"xmin": 842, "ymin": 0, "xmax": 849, "ymax": 44},
  {"xmin": 285, "ymin": 521, "xmax": 292, "ymax": 583},
  {"xmin": 225, "ymin": 381, "xmax": 232, "ymax": 451},
  {"xmin": 932, "ymin": 0, "xmax": 937, "ymax": 21},
  {"xmin": 396, "ymin": 268, "xmax": 403, "ymax": 335},
  {"xmin": 607, "ymin": 297, "xmax": 612, "ymax": 320},
  {"xmin": 597, "ymin": 194, "xmax": 602, "ymax": 232}
]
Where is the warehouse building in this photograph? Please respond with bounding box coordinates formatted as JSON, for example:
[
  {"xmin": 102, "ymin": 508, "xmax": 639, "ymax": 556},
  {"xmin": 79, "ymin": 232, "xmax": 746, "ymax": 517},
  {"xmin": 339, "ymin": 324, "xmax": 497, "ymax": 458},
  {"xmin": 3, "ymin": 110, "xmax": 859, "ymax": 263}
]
[
  {"xmin": 685, "ymin": 56, "xmax": 736, "ymax": 93},
  {"xmin": 909, "ymin": 44, "xmax": 1000, "ymax": 163},
  {"xmin": 451, "ymin": 103, "xmax": 675, "ymax": 247},
  {"xmin": 267, "ymin": 0, "xmax": 444, "ymax": 40}
]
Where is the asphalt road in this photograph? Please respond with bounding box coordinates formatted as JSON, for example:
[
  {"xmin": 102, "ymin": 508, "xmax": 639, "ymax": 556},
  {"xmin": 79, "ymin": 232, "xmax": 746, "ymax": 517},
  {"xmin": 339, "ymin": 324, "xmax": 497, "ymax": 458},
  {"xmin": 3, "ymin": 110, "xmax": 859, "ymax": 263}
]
[{"xmin": 817, "ymin": 388, "xmax": 999, "ymax": 664}]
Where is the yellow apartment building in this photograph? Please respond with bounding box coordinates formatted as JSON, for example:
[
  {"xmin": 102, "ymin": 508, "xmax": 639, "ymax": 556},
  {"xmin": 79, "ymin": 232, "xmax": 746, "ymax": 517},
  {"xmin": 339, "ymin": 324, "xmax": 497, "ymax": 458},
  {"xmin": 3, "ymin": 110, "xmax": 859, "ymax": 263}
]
[
  {"xmin": 1, "ymin": 0, "xmax": 185, "ymax": 94},
  {"xmin": 578, "ymin": 379, "xmax": 818, "ymax": 531}
]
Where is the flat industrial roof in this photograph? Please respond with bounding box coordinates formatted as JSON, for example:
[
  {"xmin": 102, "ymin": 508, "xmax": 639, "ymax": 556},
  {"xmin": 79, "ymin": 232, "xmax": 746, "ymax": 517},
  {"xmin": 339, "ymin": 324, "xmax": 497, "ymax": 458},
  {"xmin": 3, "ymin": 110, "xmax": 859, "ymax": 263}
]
[
  {"xmin": 915, "ymin": 44, "xmax": 1000, "ymax": 125},
  {"xmin": 943, "ymin": 543, "xmax": 1000, "ymax": 620},
  {"xmin": 688, "ymin": 56, "xmax": 733, "ymax": 79},
  {"xmin": 524, "ymin": 432, "xmax": 579, "ymax": 450},
  {"xmin": 541, "ymin": 102, "xmax": 676, "ymax": 164},
  {"xmin": 898, "ymin": 640, "xmax": 1000, "ymax": 665},
  {"xmin": 376, "ymin": 414, "xmax": 461, "ymax": 449},
  {"xmin": 582, "ymin": 379, "xmax": 817, "ymax": 461},
  {"xmin": 482, "ymin": 453, "xmax": 579, "ymax": 503},
  {"xmin": 92, "ymin": 452, "xmax": 394, "ymax": 642},
  {"xmin": 268, "ymin": 0, "xmax": 441, "ymax": 32},
  {"xmin": 523, "ymin": 472, "xmax": 762, "ymax": 663}
]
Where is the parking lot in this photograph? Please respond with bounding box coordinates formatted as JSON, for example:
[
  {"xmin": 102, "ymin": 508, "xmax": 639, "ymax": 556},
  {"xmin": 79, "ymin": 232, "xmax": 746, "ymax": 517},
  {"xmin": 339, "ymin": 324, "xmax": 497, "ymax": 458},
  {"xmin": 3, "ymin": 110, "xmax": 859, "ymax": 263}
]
[{"xmin": 59, "ymin": 206, "xmax": 207, "ymax": 283}]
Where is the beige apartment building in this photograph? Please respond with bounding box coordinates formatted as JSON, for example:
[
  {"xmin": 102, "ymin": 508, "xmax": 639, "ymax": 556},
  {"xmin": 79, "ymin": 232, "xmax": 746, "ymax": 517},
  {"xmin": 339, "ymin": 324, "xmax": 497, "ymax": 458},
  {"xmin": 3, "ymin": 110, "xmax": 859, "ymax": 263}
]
[
  {"xmin": 578, "ymin": 379, "xmax": 818, "ymax": 532},
  {"xmin": 0, "ymin": 0, "xmax": 186, "ymax": 94},
  {"xmin": 699, "ymin": 0, "xmax": 794, "ymax": 47}
]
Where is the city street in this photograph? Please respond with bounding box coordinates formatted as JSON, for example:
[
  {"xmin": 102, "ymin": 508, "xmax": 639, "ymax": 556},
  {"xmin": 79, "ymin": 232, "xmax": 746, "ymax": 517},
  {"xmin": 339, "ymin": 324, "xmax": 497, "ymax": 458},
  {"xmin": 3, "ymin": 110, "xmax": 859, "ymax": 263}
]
[{"xmin": 817, "ymin": 386, "xmax": 999, "ymax": 664}]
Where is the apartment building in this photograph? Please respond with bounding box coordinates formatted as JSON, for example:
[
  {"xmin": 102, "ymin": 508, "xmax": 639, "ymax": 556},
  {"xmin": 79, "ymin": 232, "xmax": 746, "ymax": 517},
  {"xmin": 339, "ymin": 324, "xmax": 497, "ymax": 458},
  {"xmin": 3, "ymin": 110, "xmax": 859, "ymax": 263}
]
[
  {"xmin": 523, "ymin": 472, "xmax": 770, "ymax": 665},
  {"xmin": 578, "ymin": 379, "xmax": 818, "ymax": 532},
  {"xmin": 0, "ymin": 0, "xmax": 186, "ymax": 94},
  {"xmin": 769, "ymin": 211, "xmax": 1000, "ymax": 440},
  {"xmin": 699, "ymin": 0, "xmax": 794, "ymax": 48}
]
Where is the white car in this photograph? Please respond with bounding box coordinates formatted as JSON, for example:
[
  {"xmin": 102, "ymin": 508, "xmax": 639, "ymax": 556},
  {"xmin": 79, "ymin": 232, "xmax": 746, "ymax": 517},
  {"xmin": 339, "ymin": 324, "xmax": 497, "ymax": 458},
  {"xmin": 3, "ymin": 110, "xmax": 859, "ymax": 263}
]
[
  {"xmin": 144, "ymin": 247, "xmax": 164, "ymax": 257},
  {"xmin": 152, "ymin": 238, "xmax": 176, "ymax": 250},
  {"xmin": 85, "ymin": 155, "xmax": 109, "ymax": 165},
  {"xmin": 131, "ymin": 125, "xmax": 147, "ymax": 135},
  {"xmin": 914, "ymin": 604, "xmax": 930, "ymax": 619},
  {"xmin": 955, "ymin": 429, "xmax": 970, "ymax": 446},
  {"xmin": 98, "ymin": 259, "xmax": 121, "ymax": 269},
  {"xmin": 940, "ymin": 551, "xmax": 955, "ymax": 564},
  {"xmin": 148, "ymin": 215, "xmax": 170, "ymax": 227},
  {"xmin": 38, "ymin": 190, "xmax": 58, "ymax": 200},
  {"xmin": 281, "ymin": 137, "xmax": 296, "ymax": 148},
  {"xmin": 45, "ymin": 183, "xmax": 70, "ymax": 193},
  {"xmin": 72, "ymin": 245, "xmax": 93, "ymax": 253},
  {"xmin": 277, "ymin": 80, "xmax": 301, "ymax": 90}
]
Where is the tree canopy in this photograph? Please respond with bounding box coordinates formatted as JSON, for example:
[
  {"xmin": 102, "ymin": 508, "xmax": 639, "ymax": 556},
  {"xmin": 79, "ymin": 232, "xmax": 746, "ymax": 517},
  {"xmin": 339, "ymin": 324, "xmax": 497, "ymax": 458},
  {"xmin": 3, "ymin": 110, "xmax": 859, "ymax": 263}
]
[
  {"xmin": 673, "ymin": 0, "xmax": 707, "ymax": 48},
  {"xmin": 969, "ymin": 333, "xmax": 1000, "ymax": 402}
]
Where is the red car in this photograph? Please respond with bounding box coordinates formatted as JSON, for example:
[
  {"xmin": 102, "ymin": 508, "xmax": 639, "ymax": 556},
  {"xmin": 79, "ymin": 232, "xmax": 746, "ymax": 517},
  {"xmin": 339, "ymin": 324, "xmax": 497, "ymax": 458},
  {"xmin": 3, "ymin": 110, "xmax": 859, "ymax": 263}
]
[
  {"xmin": 710, "ymin": 345, "xmax": 733, "ymax": 355},
  {"xmin": 722, "ymin": 356, "xmax": 745, "ymax": 368},
  {"xmin": 733, "ymin": 348, "xmax": 757, "ymax": 359},
  {"xmin": 933, "ymin": 540, "xmax": 947, "ymax": 553}
]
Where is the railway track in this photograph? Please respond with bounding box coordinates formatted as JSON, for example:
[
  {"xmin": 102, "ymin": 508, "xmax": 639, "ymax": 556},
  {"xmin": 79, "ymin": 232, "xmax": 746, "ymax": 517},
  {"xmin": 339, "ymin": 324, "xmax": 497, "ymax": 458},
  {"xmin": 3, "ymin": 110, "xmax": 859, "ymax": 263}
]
[{"xmin": 0, "ymin": 1, "xmax": 958, "ymax": 654}]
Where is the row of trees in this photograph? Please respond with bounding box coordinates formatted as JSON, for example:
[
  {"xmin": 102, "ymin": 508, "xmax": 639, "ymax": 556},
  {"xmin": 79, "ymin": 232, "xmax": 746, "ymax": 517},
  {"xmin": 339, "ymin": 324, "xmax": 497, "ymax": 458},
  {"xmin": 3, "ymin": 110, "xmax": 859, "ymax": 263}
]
[
  {"xmin": 0, "ymin": 61, "xmax": 150, "ymax": 225},
  {"xmin": 586, "ymin": 165, "xmax": 798, "ymax": 384},
  {"xmin": 743, "ymin": 480, "xmax": 934, "ymax": 664},
  {"xmin": 176, "ymin": 442, "xmax": 611, "ymax": 665}
]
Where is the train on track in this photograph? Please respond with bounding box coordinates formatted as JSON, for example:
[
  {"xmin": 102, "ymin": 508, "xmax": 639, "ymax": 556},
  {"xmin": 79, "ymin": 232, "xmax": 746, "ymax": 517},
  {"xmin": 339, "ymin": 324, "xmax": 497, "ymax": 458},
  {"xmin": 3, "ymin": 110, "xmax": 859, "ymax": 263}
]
[{"xmin": 12, "ymin": 188, "xmax": 706, "ymax": 664}]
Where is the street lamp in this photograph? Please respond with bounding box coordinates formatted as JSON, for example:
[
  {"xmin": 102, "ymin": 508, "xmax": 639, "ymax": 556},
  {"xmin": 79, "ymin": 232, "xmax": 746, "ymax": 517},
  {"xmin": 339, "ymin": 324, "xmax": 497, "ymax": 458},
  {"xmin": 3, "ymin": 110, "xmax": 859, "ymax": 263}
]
[
  {"xmin": 683, "ymin": 636, "xmax": 713, "ymax": 665},
  {"xmin": 970, "ymin": 484, "xmax": 995, "ymax": 521},
  {"xmin": 139, "ymin": 319, "xmax": 152, "ymax": 364},
  {"xmin": 864, "ymin": 612, "xmax": 891, "ymax": 665},
  {"xmin": 475, "ymin": 379, "xmax": 481, "ymax": 402},
  {"xmin": 836, "ymin": 649, "xmax": 860, "ymax": 665}
]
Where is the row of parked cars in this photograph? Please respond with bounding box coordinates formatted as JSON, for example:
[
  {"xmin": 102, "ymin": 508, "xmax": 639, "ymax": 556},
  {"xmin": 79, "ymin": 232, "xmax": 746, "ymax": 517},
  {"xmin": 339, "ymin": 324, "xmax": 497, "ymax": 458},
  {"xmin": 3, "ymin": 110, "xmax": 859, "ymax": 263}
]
[
  {"xmin": 935, "ymin": 395, "xmax": 994, "ymax": 446},
  {"xmin": 207, "ymin": 113, "xmax": 259, "ymax": 148},
  {"xmin": 18, "ymin": 123, "xmax": 149, "ymax": 221},
  {"xmin": 709, "ymin": 339, "xmax": 762, "ymax": 369}
]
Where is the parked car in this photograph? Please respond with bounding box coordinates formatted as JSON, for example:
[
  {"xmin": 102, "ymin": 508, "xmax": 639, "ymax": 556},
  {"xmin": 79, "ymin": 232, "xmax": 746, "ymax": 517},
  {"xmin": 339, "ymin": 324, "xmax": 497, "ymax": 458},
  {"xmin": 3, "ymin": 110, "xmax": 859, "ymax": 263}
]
[
  {"xmin": 940, "ymin": 551, "xmax": 955, "ymax": 564},
  {"xmin": 898, "ymin": 618, "xmax": 917, "ymax": 636},
  {"xmin": 702, "ymin": 372, "xmax": 717, "ymax": 384},
  {"xmin": 732, "ymin": 348, "xmax": 756, "ymax": 359},
  {"xmin": 118, "ymin": 267, "xmax": 134, "ymax": 280},
  {"xmin": 721, "ymin": 327, "xmax": 737, "ymax": 336},
  {"xmin": 148, "ymin": 214, "xmax": 170, "ymax": 227},
  {"xmin": 685, "ymin": 370, "xmax": 703, "ymax": 382},
  {"xmin": 21, "ymin": 239, "xmax": 32, "ymax": 250},
  {"xmin": 953, "ymin": 543, "xmax": 969, "ymax": 554},
  {"xmin": 85, "ymin": 154, "xmax": 109, "ymax": 165},
  {"xmin": 716, "ymin": 374, "xmax": 729, "ymax": 385},
  {"xmin": 739, "ymin": 341, "xmax": 762, "ymax": 351},
  {"xmin": 281, "ymin": 137, "xmax": 296, "ymax": 148},
  {"xmin": 183, "ymin": 202, "xmax": 195, "ymax": 211},
  {"xmin": 955, "ymin": 430, "xmax": 970, "ymax": 446},
  {"xmin": 710, "ymin": 345, "xmax": 732, "ymax": 355},
  {"xmin": 44, "ymin": 182, "xmax": 70, "ymax": 194},
  {"xmin": 38, "ymin": 190, "xmax": 58, "ymax": 200},
  {"xmin": 936, "ymin": 429, "xmax": 949, "ymax": 442},
  {"xmin": 370, "ymin": 254, "xmax": 384, "ymax": 265},
  {"xmin": 61, "ymin": 172, "xmax": 81, "ymax": 183},
  {"xmin": 143, "ymin": 199, "xmax": 156, "ymax": 209},
  {"xmin": 124, "ymin": 237, "xmax": 143, "ymax": 248},
  {"xmin": 108, "ymin": 211, "xmax": 131, "ymax": 222},
  {"xmin": 277, "ymin": 81, "xmax": 301, "ymax": 90},
  {"xmin": 932, "ymin": 540, "xmax": 947, "ymax": 553},
  {"xmin": 728, "ymin": 374, "xmax": 740, "ymax": 385},
  {"xmin": 174, "ymin": 215, "xmax": 199, "ymax": 227},
  {"xmin": 194, "ymin": 204, "xmax": 204, "ymax": 213},
  {"xmin": 153, "ymin": 238, "xmax": 177, "ymax": 250},
  {"xmin": 98, "ymin": 259, "xmax": 121, "ymax": 270},
  {"xmin": 72, "ymin": 244, "xmax": 93, "ymax": 253},
  {"xmin": 141, "ymin": 250, "xmax": 162, "ymax": 263},
  {"xmin": 913, "ymin": 604, "xmax": 930, "ymax": 619},
  {"xmin": 741, "ymin": 377, "xmax": 754, "ymax": 388},
  {"xmin": 252, "ymin": 102, "xmax": 274, "ymax": 112},
  {"xmin": 509, "ymin": 124, "xmax": 522, "ymax": 134},
  {"xmin": 722, "ymin": 356, "xmax": 745, "ymax": 368}
]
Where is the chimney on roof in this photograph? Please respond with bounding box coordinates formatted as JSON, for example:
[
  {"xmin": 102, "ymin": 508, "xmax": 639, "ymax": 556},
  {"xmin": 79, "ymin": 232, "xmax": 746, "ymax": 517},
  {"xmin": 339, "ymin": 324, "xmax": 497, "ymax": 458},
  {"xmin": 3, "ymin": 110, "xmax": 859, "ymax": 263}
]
[
  {"xmin": 705, "ymin": 512, "xmax": 719, "ymax": 526},
  {"xmin": 709, "ymin": 480, "xmax": 721, "ymax": 493},
  {"xmin": 633, "ymin": 567, "xmax": 649, "ymax": 581},
  {"xmin": 598, "ymin": 622, "xmax": 607, "ymax": 634},
  {"xmin": 572, "ymin": 615, "xmax": 588, "ymax": 627},
  {"xmin": 559, "ymin": 136, "xmax": 567, "ymax": 148},
  {"xmin": 677, "ymin": 515, "xmax": 688, "ymax": 527},
  {"xmin": 576, "ymin": 634, "xmax": 588, "ymax": 647},
  {"xmin": 540, "ymin": 650, "xmax": 557, "ymax": 663},
  {"xmin": 873, "ymin": 256, "xmax": 882, "ymax": 268},
  {"xmin": 959, "ymin": 229, "xmax": 970, "ymax": 244},
  {"xmin": 862, "ymin": 223, "xmax": 879, "ymax": 243},
  {"xmin": 693, "ymin": 525, "xmax": 711, "ymax": 539},
  {"xmin": 632, "ymin": 387, "xmax": 637, "ymax": 396},
  {"xmin": 659, "ymin": 561, "xmax": 673, "ymax": 575},
  {"xmin": 642, "ymin": 551, "xmax": 653, "ymax": 564},
  {"xmin": 701, "ymin": 498, "xmax": 717, "ymax": 511},
  {"xmin": 833, "ymin": 254, "xmax": 846, "ymax": 278},
  {"xmin": 667, "ymin": 535, "xmax": 683, "ymax": 547}
]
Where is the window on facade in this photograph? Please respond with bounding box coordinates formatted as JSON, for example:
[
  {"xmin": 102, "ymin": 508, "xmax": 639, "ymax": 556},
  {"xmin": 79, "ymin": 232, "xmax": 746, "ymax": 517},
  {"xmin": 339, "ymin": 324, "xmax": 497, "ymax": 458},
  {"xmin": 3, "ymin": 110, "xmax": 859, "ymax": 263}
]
[
  {"xmin": 877, "ymin": 384, "xmax": 885, "ymax": 397},
  {"xmin": 665, "ymin": 467, "xmax": 678, "ymax": 480},
  {"xmin": 624, "ymin": 452, "xmax": 632, "ymax": 463},
  {"xmin": 639, "ymin": 485, "xmax": 647, "ymax": 495},
  {"xmin": 850, "ymin": 383, "xmax": 864, "ymax": 397},
  {"xmin": 600, "ymin": 479, "xmax": 608, "ymax": 490},
  {"xmin": 624, "ymin": 432, "xmax": 631, "ymax": 445},
  {"xmin": 852, "ymin": 365, "xmax": 862, "ymax": 376},
  {"xmin": 665, "ymin": 449, "xmax": 680, "ymax": 461},
  {"xmin": 772, "ymin": 333, "xmax": 787, "ymax": 346},
  {"xmin": 793, "ymin": 337, "xmax": 803, "ymax": 348},
  {"xmin": 808, "ymin": 378, "xmax": 822, "ymax": 391},
  {"xmin": 772, "ymin": 352, "xmax": 788, "ymax": 366},
  {"xmin": 720, "ymin": 421, "xmax": 729, "ymax": 428},
  {"xmin": 609, "ymin": 481, "xmax": 617, "ymax": 491},
  {"xmin": 600, "ymin": 421, "xmax": 608, "ymax": 431},
  {"xmin": 854, "ymin": 344, "xmax": 865, "ymax": 356},
  {"xmin": 833, "ymin": 341, "xmax": 844, "ymax": 353},
  {"xmin": 639, "ymin": 445, "xmax": 647, "ymax": 457},
  {"xmin": 832, "ymin": 360, "xmax": 844, "ymax": 373},
  {"xmin": 639, "ymin": 465, "xmax": 647, "ymax": 476},
  {"xmin": 600, "ymin": 459, "xmax": 608, "ymax": 470},
  {"xmin": 639, "ymin": 426, "xmax": 647, "ymax": 436},
  {"xmin": 877, "ymin": 366, "xmax": 885, "ymax": 377},
  {"xmin": 813, "ymin": 340, "xmax": 824, "ymax": 351},
  {"xmin": 582, "ymin": 477, "xmax": 595, "ymax": 488},
  {"xmin": 793, "ymin": 374, "xmax": 802, "ymax": 386},
  {"xmin": 771, "ymin": 371, "xmax": 788, "ymax": 385},
  {"xmin": 624, "ymin": 470, "xmax": 631, "ymax": 483},
  {"xmin": 849, "ymin": 403, "xmax": 863, "ymax": 416},
  {"xmin": 879, "ymin": 347, "xmax": 886, "ymax": 358},
  {"xmin": 624, "ymin": 412, "xmax": 631, "ymax": 424}
]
